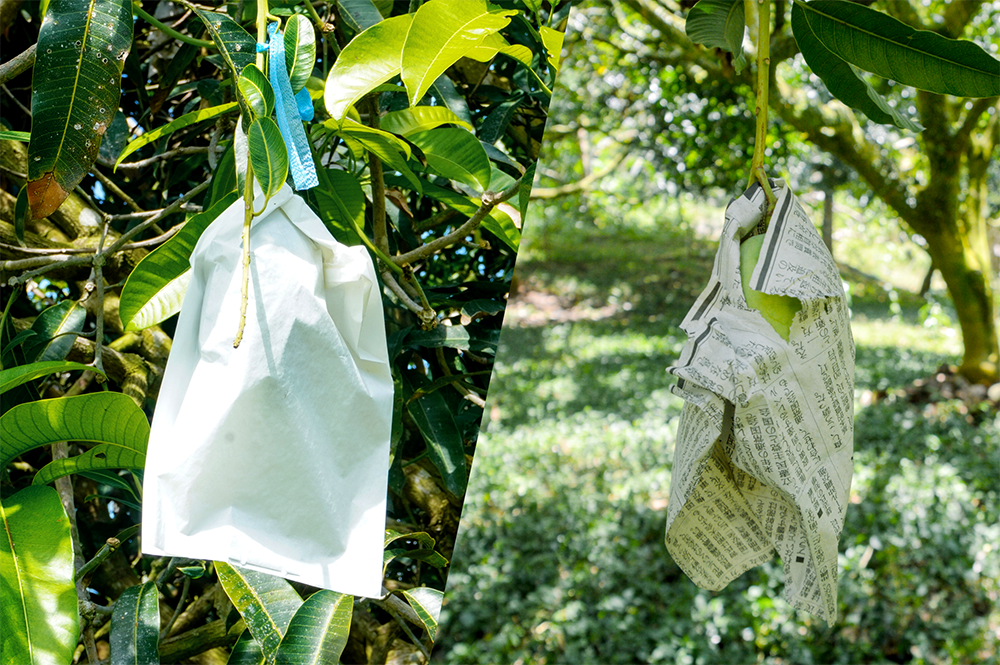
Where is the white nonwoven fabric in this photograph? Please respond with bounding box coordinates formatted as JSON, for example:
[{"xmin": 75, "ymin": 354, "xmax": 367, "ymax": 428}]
[{"xmin": 141, "ymin": 184, "xmax": 393, "ymax": 599}]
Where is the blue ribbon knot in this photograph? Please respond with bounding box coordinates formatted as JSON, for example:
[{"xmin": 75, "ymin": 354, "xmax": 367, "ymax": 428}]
[{"xmin": 266, "ymin": 22, "xmax": 318, "ymax": 191}]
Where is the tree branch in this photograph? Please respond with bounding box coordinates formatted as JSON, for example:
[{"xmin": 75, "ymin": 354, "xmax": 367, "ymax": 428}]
[{"xmin": 0, "ymin": 43, "xmax": 35, "ymax": 85}]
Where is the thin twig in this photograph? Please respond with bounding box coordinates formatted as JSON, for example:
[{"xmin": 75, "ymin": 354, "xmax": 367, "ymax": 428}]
[
  {"xmin": 391, "ymin": 186, "xmax": 518, "ymax": 266},
  {"xmin": 748, "ymin": 0, "xmax": 776, "ymax": 229},
  {"xmin": 381, "ymin": 269, "xmax": 431, "ymax": 321},
  {"xmin": 0, "ymin": 43, "xmax": 35, "ymax": 85},
  {"xmin": 160, "ymin": 576, "xmax": 191, "ymax": 640},
  {"xmin": 1, "ymin": 84, "xmax": 31, "ymax": 116},
  {"xmin": 115, "ymin": 146, "xmax": 210, "ymax": 172},
  {"xmin": 0, "ymin": 221, "xmax": 183, "ymax": 258},
  {"xmin": 6, "ymin": 180, "xmax": 210, "ymax": 284},
  {"xmin": 366, "ymin": 96, "xmax": 390, "ymax": 256},
  {"xmin": 91, "ymin": 168, "xmax": 144, "ymax": 213}
]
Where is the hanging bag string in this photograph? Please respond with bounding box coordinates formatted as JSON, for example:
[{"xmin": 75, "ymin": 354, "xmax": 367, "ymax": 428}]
[{"xmin": 266, "ymin": 21, "xmax": 318, "ymax": 191}]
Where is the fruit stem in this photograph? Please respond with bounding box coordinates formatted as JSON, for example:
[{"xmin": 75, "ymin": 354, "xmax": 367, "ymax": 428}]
[{"xmin": 749, "ymin": 0, "xmax": 776, "ymax": 233}]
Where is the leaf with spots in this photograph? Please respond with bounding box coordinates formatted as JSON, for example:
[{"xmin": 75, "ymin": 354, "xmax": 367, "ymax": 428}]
[
  {"xmin": 110, "ymin": 582, "xmax": 160, "ymax": 665},
  {"xmin": 26, "ymin": 0, "xmax": 133, "ymax": 219},
  {"xmin": 216, "ymin": 563, "xmax": 303, "ymax": 663}
]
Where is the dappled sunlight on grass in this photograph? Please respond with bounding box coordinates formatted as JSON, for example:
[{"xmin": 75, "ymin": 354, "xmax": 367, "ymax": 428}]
[{"xmin": 437, "ymin": 222, "xmax": 999, "ymax": 664}]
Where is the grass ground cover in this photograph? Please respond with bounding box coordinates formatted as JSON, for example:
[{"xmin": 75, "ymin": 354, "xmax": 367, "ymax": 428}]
[{"xmin": 433, "ymin": 221, "xmax": 999, "ymax": 665}]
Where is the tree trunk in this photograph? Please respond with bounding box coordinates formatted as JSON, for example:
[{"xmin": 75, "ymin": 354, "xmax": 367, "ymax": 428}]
[{"xmin": 917, "ymin": 217, "xmax": 998, "ymax": 384}]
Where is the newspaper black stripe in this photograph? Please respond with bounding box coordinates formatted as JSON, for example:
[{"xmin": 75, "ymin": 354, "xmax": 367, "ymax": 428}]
[
  {"xmin": 691, "ymin": 281, "xmax": 721, "ymax": 322},
  {"xmin": 754, "ymin": 190, "xmax": 793, "ymax": 292},
  {"xmin": 667, "ymin": 317, "xmax": 717, "ymax": 377}
]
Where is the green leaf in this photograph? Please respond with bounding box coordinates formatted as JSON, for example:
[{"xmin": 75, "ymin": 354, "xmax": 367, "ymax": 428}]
[
  {"xmin": 119, "ymin": 193, "xmax": 240, "ymax": 331},
  {"xmin": 274, "ymin": 591, "xmax": 353, "ymax": 665},
  {"xmin": 409, "ymin": 128, "xmax": 492, "ymax": 193},
  {"xmin": 519, "ymin": 162, "xmax": 536, "ymax": 222},
  {"xmin": 115, "ymin": 102, "xmax": 238, "ymax": 169},
  {"xmin": 383, "ymin": 529, "xmax": 448, "ymax": 573},
  {"xmin": 110, "ymin": 582, "xmax": 160, "ymax": 665},
  {"xmin": 401, "ymin": 587, "xmax": 443, "ymax": 641},
  {"xmin": 330, "ymin": 118, "xmax": 422, "ymax": 192},
  {"xmin": 539, "ymin": 25, "xmax": 564, "ymax": 70},
  {"xmin": 0, "ymin": 392, "xmax": 149, "ymax": 469},
  {"xmin": 227, "ymin": 630, "xmax": 265, "ymax": 665},
  {"xmin": 380, "ymin": 106, "xmax": 474, "ymax": 137},
  {"xmin": 192, "ymin": 6, "xmax": 257, "ymax": 79},
  {"xmin": 26, "ymin": 0, "xmax": 133, "ymax": 219},
  {"xmin": 0, "ymin": 485, "xmax": 78, "ymax": 665},
  {"xmin": 790, "ymin": 4, "xmax": 923, "ymax": 131},
  {"xmin": 335, "ymin": 0, "xmax": 386, "ymax": 32},
  {"xmin": 383, "ymin": 173, "xmax": 519, "ymax": 250},
  {"xmin": 239, "ymin": 64, "xmax": 275, "ymax": 119},
  {"xmin": 248, "ymin": 117, "xmax": 289, "ymax": 205},
  {"xmin": 209, "ymin": 141, "xmax": 238, "ymax": 208},
  {"xmin": 478, "ymin": 90, "xmax": 526, "ymax": 144},
  {"xmin": 22, "ymin": 300, "xmax": 85, "ymax": 363},
  {"xmin": 402, "ymin": 371, "xmax": 467, "ymax": 499},
  {"xmin": 429, "ymin": 75, "xmax": 474, "ymax": 127},
  {"xmin": 0, "ymin": 360, "xmax": 103, "ymax": 394},
  {"xmin": 0, "ymin": 130, "xmax": 31, "ymax": 142},
  {"xmin": 793, "ymin": 0, "xmax": 1000, "ymax": 99},
  {"xmin": 685, "ymin": 0, "xmax": 744, "ymax": 59},
  {"xmin": 324, "ymin": 14, "xmax": 415, "ymax": 121},
  {"xmin": 215, "ymin": 562, "xmax": 303, "ymax": 663},
  {"xmin": 283, "ymin": 14, "xmax": 316, "ymax": 94},
  {"xmin": 466, "ymin": 32, "xmax": 532, "ymax": 67},
  {"xmin": 402, "ymin": 0, "xmax": 517, "ymax": 106},
  {"xmin": 314, "ymin": 169, "xmax": 366, "ymax": 245}
]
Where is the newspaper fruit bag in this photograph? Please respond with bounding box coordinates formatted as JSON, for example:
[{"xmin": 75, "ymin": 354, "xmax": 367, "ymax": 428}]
[
  {"xmin": 665, "ymin": 180, "xmax": 854, "ymax": 622},
  {"xmin": 142, "ymin": 184, "xmax": 393, "ymax": 599}
]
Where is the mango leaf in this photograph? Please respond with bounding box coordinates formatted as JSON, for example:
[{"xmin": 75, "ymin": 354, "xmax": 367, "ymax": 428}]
[
  {"xmin": 539, "ymin": 25, "xmax": 564, "ymax": 70},
  {"xmin": 465, "ymin": 32, "xmax": 533, "ymax": 67},
  {"xmin": 22, "ymin": 300, "xmax": 85, "ymax": 362},
  {"xmin": 110, "ymin": 582, "xmax": 160, "ymax": 665},
  {"xmin": 685, "ymin": 0, "xmax": 744, "ymax": 58},
  {"xmin": 115, "ymin": 102, "xmax": 238, "ymax": 169},
  {"xmin": 383, "ymin": 531, "xmax": 447, "ymax": 574},
  {"xmin": 283, "ymin": 14, "xmax": 315, "ymax": 94},
  {"xmin": 238, "ymin": 65, "xmax": 275, "ymax": 119},
  {"xmin": 0, "ymin": 485, "xmax": 78, "ymax": 665},
  {"xmin": 325, "ymin": 14, "xmax": 415, "ymax": 121},
  {"xmin": 0, "ymin": 392, "xmax": 149, "ymax": 469},
  {"xmin": 27, "ymin": 0, "xmax": 133, "ymax": 219},
  {"xmin": 0, "ymin": 130, "xmax": 31, "ymax": 142},
  {"xmin": 401, "ymin": 588, "xmax": 443, "ymax": 642},
  {"xmin": 274, "ymin": 591, "xmax": 353, "ymax": 665},
  {"xmin": 0, "ymin": 360, "xmax": 103, "ymax": 394},
  {"xmin": 32, "ymin": 439, "xmax": 148, "ymax": 486},
  {"xmin": 381, "ymin": 106, "xmax": 474, "ymax": 136},
  {"xmin": 216, "ymin": 562, "xmax": 303, "ymax": 663},
  {"xmin": 336, "ymin": 0, "xmax": 385, "ymax": 32},
  {"xmin": 402, "ymin": 0, "xmax": 517, "ymax": 105},
  {"xmin": 248, "ymin": 117, "xmax": 288, "ymax": 205},
  {"xmin": 478, "ymin": 90, "xmax": 525, "ymax": 143},
  {"xmin": 790, "ymin": 5, "xmax": 922, "ymax": 131},
  {"xmin": 119, "ymin": 194, "xmax": 239, "ymax": 331},
  {"xmin": 228, "ymin": 630, "xmax": 265, "ymax": 665},
  {"xmin": 384, "ymin": 173, "xmax": 520, "ymax": 250},
  {"xmin": 429, "ymin": 75, "xmax": 474, "ymax": 127},
  {"xmin": 793, "ymin": 0, "xmax": 1000, "ymax": 99},
  {"xmin": 409, "ymin": 128, "xmax": 492, "ymax": 193},
  {"xmin": 329, "ymin": 118, "xmax": 421, "ymax": 192},
  {"xmin": 314, "ymin": 169, "xmax": 365, "ymax": 245},
  {"xmin": 191, "ymin": 6, "xmax": 256, "ymax": 79},
  {"xmin": 402, "ymin": 370, "xmax": 467, "ymax": 498}
]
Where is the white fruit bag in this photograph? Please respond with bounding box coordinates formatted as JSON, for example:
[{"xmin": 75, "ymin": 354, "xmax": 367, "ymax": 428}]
[
  {"xmin": 665, "ymin": 180, "xmax": 854, "ymax": 622},
  {"xmin": 142, "ymin": 184, "xmax": 393, "ymax": 598}
]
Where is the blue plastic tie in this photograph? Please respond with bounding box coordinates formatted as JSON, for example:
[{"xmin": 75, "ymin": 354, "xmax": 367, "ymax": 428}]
[{"xmin": 267, "ymin": 22, "xmax": 318, "ymax": 190}]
